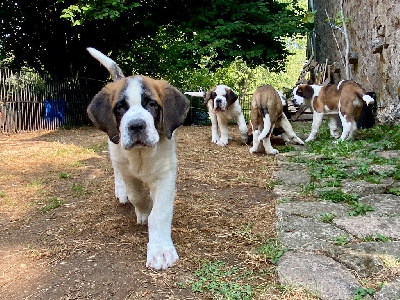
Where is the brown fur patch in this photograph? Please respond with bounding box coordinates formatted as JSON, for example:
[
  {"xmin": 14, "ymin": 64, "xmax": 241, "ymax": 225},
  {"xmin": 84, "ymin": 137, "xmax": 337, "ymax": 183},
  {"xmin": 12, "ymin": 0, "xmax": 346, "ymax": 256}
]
[{"xmin": 251, "ymin": 85, "xmax": 283, "ymax": 130}]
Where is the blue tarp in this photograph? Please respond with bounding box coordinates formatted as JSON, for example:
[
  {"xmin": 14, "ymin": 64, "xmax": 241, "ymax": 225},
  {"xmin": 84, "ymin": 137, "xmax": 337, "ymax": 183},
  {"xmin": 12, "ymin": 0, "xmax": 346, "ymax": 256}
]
[{"xmin": 44, "ymin": 99, "xmax": 66, "ymax": 123}]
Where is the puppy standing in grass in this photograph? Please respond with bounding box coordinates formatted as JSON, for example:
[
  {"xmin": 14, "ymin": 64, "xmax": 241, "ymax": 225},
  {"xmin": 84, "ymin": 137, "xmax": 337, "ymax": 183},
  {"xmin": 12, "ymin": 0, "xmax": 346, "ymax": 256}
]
[
  {"xmin": 292, "ymin": 80, "xmax": 374, "ymax": 142},
  {"xmin": 185, "ymin": 85, "xmax": 249, "ymax": 146},
  {"xmin": 250, "ymin": 84, "xmax": 304, "ymax": 154},
  {"xmin": 86, "ymin": 47, "xmax": 189, "ymax": 270}
]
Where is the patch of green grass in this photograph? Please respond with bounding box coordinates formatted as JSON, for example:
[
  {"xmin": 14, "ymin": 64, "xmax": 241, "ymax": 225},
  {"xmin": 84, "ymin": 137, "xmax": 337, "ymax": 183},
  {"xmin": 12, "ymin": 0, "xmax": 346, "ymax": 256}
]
[
  {"xmin": 353, "ymin": 287, "xmax": 374, "ymax": 300},
  {"xmin": 348, "ymin": 202, "xmax": 374, "ymax": 216},
  {"xmin": 59, "ymin": 172, "xmax": 70, "ymax": 179},
  {"xmin": 276, "ymin": 144, "xmax": 296, "ymax": 153},
  {"xmin": 189, "ymin": 260, "xmax": 253, "ymax": 299},
  {"xmin": 388, "ymin": 188, "xmax": 400, "ymax": 196},
  {"xmin": 334, "ymin": 234, "xmax": 350, "ymax": 246},
  {"xmin": 257, "ymin": 238, "xmax": 285, "ymax": 264},
  {"xmin": 301, "ymin": 182, "xmax": 318, "ymax": 195},
  {"xmin": 0, "ymin": 191, "xmax": 5, "ymax": 198},
  {"xmin": 40, "ymin": 197, "xmax": 64, "ymax": 213},
  {"xmin": 72, "ymin": 183, "xmax": 91, "ymax": 198},
  {"xmin": 86, "ymin": 141, "xmax": 108, "ymax": 153},
  {"xmin": 318, "ymin": 190, "xmax": 358, "ymax": 204},
  {"xmin": 319, "ymin": 212, "xmax": 335, "ymax": 223},
  {"xmin": 363, "ymin": 233, "xmax": 391, "ymax": 242}
]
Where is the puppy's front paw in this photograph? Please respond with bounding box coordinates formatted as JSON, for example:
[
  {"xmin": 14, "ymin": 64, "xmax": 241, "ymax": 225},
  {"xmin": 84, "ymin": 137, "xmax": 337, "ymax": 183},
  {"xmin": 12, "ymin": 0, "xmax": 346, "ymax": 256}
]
[
  {"xmin": 115, "ymin": 186, "xmax": 129, "ymax": 204},
  {"xmin": 211, "ymin": 136, "xmax": 219, "ymax": 144},
  {"xmin": 216, "ymin": 139, "xmax": 228, "ymax": 146},
  {"xmin": 146, "ymin": 243, "xmax": 179, "ymax": 270}
]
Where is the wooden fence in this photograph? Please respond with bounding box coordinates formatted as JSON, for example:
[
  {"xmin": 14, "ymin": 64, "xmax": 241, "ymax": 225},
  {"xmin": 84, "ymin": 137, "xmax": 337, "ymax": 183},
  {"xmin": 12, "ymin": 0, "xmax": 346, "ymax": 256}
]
[{"xmin": 0, "ymin": 68, "xmax": 105, "ymax": 133}]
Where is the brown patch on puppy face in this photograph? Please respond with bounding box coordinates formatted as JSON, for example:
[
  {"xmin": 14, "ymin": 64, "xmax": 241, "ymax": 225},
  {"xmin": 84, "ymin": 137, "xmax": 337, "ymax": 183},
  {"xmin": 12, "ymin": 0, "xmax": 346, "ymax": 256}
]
[
  {"xmin": 142, "ymin": 76, "xmax": 189, "ymax": 139},
  {"xmin": 297, "ymin": 84, "xmax": 315, "ymax": 100},
  {"xmin": 87, "ymin": 79, "xmax": 127, "ymax": 144},
  {"xmin": 225, "ymin": 87, "xmax": 238, "ymax": 107}
]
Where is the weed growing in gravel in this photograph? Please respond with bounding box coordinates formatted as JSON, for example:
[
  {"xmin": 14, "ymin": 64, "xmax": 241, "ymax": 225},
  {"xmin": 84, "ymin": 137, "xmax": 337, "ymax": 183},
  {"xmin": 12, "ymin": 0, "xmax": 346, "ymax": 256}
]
[
  {"xmin": 72, "ymin": 183, "xmax": 91, "ymax": 197},
  {"xmin": 0, "ymin": 191, "xmax": 5, "ymax": 198},
  {"xmin": 388, "ymin": 188, "xmax": 400, "ymax": 196},
  {"xmin": 40, "ymin": 197, "xmax": 64, "ymax": 213},
  {"xmin": 334, "ymin": 234, "xmax": 350, "ymax": 246},
  {"xmin": 363, "ymin": 233, "xmax": 391, "ymax": 242},
  {"xmin": 318, "ymin": 190, "xmax": 358, "ymax": 203},
  {"xmin": 59, "ymin": 172, "xmax": 70, "ymax": 179},
  {"xmin": 353, "ymin": 287, "xmax": 374, "ymax": 300},
  {"xmin": 257, "ymin": 238, "xmax": 285, "ymax": 264},
  {"xmin": 189, "ymin": 260, "xmax": 253, "ymax": 299},
  {"xmin": 319, "ymin": 213, "xmax": 335, "ymax": 223},
  {"xmin": 348, "ymin": 202, "xmax": 374, "ymax": 216}
]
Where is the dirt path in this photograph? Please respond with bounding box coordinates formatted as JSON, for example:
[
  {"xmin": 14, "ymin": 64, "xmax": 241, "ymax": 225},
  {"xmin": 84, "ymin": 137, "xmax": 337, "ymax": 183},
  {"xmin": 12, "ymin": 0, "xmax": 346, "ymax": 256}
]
[{"xmin": 0, "ymin": 125, "xmax": 302, "ymax": 299}]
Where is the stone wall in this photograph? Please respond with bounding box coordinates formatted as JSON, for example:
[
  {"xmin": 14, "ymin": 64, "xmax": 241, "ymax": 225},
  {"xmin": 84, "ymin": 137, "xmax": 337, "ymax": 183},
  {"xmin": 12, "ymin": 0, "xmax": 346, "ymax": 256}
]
[{"xmin": 312, "ymin": 0, "xmax": 400, "ymax": 124}]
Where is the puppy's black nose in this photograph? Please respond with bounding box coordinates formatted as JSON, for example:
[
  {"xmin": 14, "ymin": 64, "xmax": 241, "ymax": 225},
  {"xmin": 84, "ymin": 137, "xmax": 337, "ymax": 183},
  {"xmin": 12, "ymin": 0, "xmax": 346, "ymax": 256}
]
[{"xmin": 128, "ymin": 120, "xmax": 146, "ymax": 134}]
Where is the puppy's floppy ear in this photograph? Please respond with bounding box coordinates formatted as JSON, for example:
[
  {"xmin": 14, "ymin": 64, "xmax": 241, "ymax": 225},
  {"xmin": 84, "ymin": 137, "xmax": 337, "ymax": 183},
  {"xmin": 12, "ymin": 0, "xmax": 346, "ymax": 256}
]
[
  {"xmin": 160, "ymin": 84, "xmax": 190, "ymax": 139},
  {"xmin": 226, "ymin": 88, "xmax": 238, "ymax": 106},
  {"xmin": 87, "ymin": 87, "xmax": 120, "ymax": 144},
  {"xmin": 204, "ymin": 88, "xmax": 215, "ymax": 106},
  {"xmin": 302, "ymin": 85, "xmax": 315, "ymax": 99}
]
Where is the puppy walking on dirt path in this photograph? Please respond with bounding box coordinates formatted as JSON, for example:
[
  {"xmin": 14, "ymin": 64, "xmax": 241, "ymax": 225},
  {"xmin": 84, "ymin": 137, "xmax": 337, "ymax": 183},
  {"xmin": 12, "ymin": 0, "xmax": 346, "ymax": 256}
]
[
  {"xmin": 250, "ymin": 84, "xmax": 304, "ymax": 155},
  {"xmin": 86, "ymin": 47, "xmax": 189, "ymax": 270},
  {"xmin": 185, "ymin": 85, "xmax": 249, "ymax": 146}
]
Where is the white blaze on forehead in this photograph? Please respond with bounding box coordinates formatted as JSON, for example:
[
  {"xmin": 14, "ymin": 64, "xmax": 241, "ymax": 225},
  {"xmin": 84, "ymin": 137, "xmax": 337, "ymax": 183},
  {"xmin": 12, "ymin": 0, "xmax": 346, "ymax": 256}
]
[
  {"xmin": 215, "ymin": 85, "xmax": 230, "ymax": 97},
  {"xmin": 124, "ymin": 76, "xmax": 143, "ymax": 106}
]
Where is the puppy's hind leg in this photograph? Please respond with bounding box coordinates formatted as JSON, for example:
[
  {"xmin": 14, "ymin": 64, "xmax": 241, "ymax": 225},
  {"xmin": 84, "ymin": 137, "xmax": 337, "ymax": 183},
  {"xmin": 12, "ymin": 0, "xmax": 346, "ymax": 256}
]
[
  {"xmin": 249, "ymin": 128, "xmax": 261, "ymax": 153},
  {"xmin": 125, "ymin": 177, "xmax": 153, "ymax": 225},
  {"xmin": 279, "ymin": 114, "xmax": 304, "ymax": 145},
  {"xmin": 262, "ymin": 132, "xmax": 279, "ymax": 155},
  {"xmin": 338, "ymin": 112, "xmax": 352, "ymax": 141}
]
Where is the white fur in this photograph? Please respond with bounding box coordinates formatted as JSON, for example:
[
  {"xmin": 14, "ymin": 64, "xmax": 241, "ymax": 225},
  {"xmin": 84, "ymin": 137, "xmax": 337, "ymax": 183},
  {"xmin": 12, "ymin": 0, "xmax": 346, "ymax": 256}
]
[
  {"xmin": 120, "ymin": 78, "xmax": 160, "ymax": 149},
  {"xmin": 337, "ymin": 80, "xmax": 345, "ymax": 89},
  {"xmin": 363, "ymin": 95, "xmax": 374, "ymax": 106},
  {"xmin": 206, "ymin": 85, "xmax": 248, "ymax": 146},
  {"xmin": 184, "ymin": 91, "xmax": 206, "ymax": 97},
  {"xmin": 108, "ymin": 78, "xmax": 178, "ymax": 270}
]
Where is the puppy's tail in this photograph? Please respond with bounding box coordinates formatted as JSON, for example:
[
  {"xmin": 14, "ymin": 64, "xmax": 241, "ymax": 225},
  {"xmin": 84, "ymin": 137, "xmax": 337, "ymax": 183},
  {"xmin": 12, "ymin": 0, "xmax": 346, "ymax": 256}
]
[
  {"xmin": 184, "ymin": 91, "xmax": 206, "ymax": 98},
  {"xmin": 87, "ymin": 47, "xmax": 125, "ymax": 81},
  {"xmin": 258, "ymin": 108, "xmax": 273, "ymax": 141},
  {"xmin": 362, "ymin": 94, "xmax": 375, "ymax": 106}
]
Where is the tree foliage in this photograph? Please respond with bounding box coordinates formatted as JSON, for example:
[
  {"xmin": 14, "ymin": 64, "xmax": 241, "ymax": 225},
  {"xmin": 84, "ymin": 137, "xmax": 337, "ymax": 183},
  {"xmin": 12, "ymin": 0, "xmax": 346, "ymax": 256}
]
[{"xmin": 0, "ymin": 0, "xmax": 310, "ymax": 84}]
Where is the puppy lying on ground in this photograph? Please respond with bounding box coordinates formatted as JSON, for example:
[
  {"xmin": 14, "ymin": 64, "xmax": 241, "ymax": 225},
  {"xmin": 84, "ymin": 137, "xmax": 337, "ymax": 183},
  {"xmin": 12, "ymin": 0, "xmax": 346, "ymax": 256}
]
[
  {"xmin": 292, "ymin": 80, "xmax": 374, "ymax": 142},
  {"xmin": 185, "ymin": 85, "xmax": 249, "ymax": 146},
  {"xmin": 250, "ymin": 84, "xmax": 304, "ymax": 154},
  {"xmin": 86, "ymin": 47, "xmax": 189, "ymax": 270}
]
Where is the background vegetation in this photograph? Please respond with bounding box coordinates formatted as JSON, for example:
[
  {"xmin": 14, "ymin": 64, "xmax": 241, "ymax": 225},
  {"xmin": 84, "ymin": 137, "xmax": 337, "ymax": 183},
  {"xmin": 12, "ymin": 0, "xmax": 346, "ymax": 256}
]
[{"xmin": 0, "ymin": 0, "xmax": 310, "ymax": 92}]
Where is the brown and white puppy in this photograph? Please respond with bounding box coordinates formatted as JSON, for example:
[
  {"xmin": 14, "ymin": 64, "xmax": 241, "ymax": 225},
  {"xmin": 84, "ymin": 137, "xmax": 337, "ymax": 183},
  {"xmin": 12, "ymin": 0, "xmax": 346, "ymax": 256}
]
[
  {"xmin": 250, "ymin": 84, "xmax": 304, "ymax": 155},
  {"xmin": 292, "ymin": 80, "xmax": 374, "ymax": 142},
  {"xmin": 185, "ymin": 85, "xmax": 248, "ymax": 146},
  {"xmin": 86, "ymin": 48, "xmax": 189, "ymax": 270}
]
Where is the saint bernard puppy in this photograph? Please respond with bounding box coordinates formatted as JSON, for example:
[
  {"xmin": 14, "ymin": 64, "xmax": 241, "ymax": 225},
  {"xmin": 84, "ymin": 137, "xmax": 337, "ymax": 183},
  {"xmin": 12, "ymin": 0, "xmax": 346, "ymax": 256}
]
[
  {"xmin": 86, "ymin": 48, "xmax": 189, "ymax": 270},
  {"xmin": 292, "ymin": 80, "xmax": 374, "ymax": 142},
  {"xmin": 185, "ymin": 85, "xmax": 248, "ymax": 146},
  {"xmin": 249, "ymin": 84, "xmax": 304, "ymax": 155}
]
